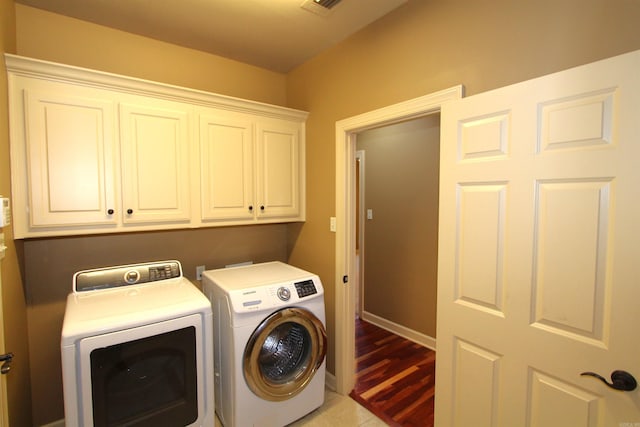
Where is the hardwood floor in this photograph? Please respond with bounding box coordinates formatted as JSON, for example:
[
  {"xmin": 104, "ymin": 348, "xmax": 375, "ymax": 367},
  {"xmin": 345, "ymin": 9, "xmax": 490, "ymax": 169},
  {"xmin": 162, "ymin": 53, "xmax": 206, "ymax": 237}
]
[{"xmin": 349, "ymin": 318, "xmax": 436, "ymax": 426}]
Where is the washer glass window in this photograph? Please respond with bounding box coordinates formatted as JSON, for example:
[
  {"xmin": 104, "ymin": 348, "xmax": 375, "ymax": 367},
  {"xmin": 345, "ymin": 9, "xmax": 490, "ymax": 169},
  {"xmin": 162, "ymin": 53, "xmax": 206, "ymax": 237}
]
[{"xmin": 243, "ymin": 307, "xmax": 326, "ymax": 401}]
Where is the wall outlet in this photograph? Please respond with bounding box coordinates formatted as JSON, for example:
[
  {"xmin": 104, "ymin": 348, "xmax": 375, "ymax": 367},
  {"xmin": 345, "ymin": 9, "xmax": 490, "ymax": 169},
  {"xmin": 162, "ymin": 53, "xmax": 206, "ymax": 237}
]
[
  {"xmin": 330, "ymin": 216, "xmax": 336, "ymax": 232},
  {"xmin": 196, "ymin": 265, "xmax": 205, "ymax": 280}
]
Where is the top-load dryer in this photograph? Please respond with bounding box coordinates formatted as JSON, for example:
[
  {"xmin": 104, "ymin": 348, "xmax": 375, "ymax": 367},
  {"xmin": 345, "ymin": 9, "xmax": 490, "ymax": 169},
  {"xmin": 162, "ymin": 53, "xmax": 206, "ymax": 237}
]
[
  {"xmin": 61, "ymin": 260, "xmax": 214, "ymax": 427},
  {"xmin": 202, "ymin": 261, "xmax": 326, "ymax": 427}
]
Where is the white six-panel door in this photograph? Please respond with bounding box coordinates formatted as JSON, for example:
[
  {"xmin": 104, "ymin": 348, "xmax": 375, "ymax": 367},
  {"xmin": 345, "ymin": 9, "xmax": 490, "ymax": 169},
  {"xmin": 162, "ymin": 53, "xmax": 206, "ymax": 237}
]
[{"xmin": 435, "ymin": 50, "xmax": 640, "ymax": 426}]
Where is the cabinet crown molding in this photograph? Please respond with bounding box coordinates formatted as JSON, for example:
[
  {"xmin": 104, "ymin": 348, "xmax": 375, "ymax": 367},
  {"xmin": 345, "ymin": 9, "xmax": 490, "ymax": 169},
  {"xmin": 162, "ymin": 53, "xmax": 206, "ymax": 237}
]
[{"xmin": 4, "ymin": 53, "xmax": 308, "ymax": 121}]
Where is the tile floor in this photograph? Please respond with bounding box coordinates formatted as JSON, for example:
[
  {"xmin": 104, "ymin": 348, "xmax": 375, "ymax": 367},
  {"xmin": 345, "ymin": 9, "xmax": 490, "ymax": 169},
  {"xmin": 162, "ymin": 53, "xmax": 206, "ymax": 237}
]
[{"xmin": 214, "ymin": 389, "xmax": 388, "ymax": 426}]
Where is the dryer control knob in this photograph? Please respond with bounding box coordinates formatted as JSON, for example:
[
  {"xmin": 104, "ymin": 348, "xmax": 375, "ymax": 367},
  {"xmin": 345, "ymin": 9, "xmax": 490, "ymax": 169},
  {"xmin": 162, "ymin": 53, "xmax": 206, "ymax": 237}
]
[{"xmin": 277, "ymin": 287, "xmax": 291, "ymax": 301}]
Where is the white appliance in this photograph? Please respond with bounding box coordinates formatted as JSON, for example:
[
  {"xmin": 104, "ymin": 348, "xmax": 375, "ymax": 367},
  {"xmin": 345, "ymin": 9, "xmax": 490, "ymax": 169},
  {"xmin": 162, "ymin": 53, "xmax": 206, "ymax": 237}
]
[
  {"xmin": 202, "ymin": 261, "xmax": 327, "ymax": 427},
  {"xmin": 61, "ymin": 260, "xmax": 214, "ymax": 427}
]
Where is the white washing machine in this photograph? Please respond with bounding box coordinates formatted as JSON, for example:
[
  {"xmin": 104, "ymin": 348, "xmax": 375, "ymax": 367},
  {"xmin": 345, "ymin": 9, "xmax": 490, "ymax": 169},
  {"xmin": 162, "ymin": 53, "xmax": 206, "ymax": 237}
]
[
  {"xmin": 202, "ymin": 261, "xmax": 327, "ymax": 427},
  {"xmin": 61, "ymin": 260, "xmax": 214, "ymax": 427}
]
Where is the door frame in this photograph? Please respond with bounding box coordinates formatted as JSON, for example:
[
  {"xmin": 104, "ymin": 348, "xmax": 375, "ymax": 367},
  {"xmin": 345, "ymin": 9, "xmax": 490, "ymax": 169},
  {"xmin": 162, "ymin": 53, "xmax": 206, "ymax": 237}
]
[
  {"xmin": 334, "ymin": 85, "xmax": 463, "ymax": 394},
  {"xmin": 355, "ymin": 149, "xmax": 364, "ymax": 319}
]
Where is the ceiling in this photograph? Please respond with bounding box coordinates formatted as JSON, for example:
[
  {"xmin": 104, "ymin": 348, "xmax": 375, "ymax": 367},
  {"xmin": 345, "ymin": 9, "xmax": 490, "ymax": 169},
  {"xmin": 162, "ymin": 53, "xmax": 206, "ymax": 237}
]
[{"xmin": 15, "ymin": 0, "xmax": 409, "ymax": 73}]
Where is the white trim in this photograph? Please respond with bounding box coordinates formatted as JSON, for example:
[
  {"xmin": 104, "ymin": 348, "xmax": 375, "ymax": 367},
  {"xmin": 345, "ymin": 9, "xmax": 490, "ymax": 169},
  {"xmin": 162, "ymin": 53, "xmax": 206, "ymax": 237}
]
[
  {"xmin": 334, "ymin": 85, "xmax": 463, "ymax": 395},
  {"xmin": 361, "ymin": 311, "xmax": 436, "ymax": 351},
  {"xmin": 4, "ymin": 54, "xmax": 308, "ymax": 121},
  {"xmin": 355, "ymin": 150, "xmax": 365, "ymax": 319},
  {"xmin": 39, "ymin": 420, "xmax": 65, "ymax": 427},
  {"xmin": 324, "ymin": 371, "xmax": 337, "ymax": 392}
]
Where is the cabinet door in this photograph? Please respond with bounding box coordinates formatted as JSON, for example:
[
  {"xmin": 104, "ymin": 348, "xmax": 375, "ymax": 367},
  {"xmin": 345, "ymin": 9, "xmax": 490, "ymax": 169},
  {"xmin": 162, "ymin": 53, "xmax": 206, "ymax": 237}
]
[
  {"xmin": 23, "ymin": 88, "xmax": 117, "ymax": 229},
  {"xmin": 119, "ymin": 100, "xmax": 191, "ymax": 224},
  {"xmin": 256, "ymin": 120, "xmax": 302, "ymax": 219},
  {"xmin": 199, "ymin": 112, "xmax": 254, "ymax": 221}
]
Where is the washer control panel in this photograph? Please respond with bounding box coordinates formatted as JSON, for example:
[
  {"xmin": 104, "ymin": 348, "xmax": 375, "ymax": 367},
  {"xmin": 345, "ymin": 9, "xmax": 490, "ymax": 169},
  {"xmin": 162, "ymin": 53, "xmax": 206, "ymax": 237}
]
[
  {"xmin": 294, "ymin": 279, "xmax": 318, "ymax": 298},
  {"xmin": 233, "ymin": 278, "xmax": 322, "ymax": 313},
  {"xmin": 74, "ymin": 260, "xmax": 182, "ymax": 292}
]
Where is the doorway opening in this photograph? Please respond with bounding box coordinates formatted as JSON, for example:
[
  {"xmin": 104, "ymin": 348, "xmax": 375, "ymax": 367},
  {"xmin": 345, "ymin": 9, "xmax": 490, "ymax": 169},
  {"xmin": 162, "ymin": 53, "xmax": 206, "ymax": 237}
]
[{"xmin": 333, "ymin": 86, "xmax": 463, "ymax": 395}]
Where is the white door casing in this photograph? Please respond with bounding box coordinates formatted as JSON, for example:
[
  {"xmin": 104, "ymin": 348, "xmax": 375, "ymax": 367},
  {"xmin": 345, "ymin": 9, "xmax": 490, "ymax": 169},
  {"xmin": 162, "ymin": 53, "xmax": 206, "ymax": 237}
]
[
  {"xmin": 334, "ymin": 86, "xmax": 463, "ymax": 394},
  {"xmin": 0, "ymin": 264, "xmax": 7, "ymax": 427},
  {"xmin": 435, "ymin": 50, "xmax": 640, "ymax": 426}
]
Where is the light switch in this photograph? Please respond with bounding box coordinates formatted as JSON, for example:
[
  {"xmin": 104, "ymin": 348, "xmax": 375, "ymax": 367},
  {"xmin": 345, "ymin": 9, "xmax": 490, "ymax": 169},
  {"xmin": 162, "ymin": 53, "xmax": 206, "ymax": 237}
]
[
  {"xmin": 330, "ymin": 217, "xmax": 336, "ymax": 232},
  {"xmin": 367, "ymin": 209, "xmax": 373, "ymax": 220},
  {"xmin": 0, "ymin": 232, "xmax": 5, "ymax": 260}
]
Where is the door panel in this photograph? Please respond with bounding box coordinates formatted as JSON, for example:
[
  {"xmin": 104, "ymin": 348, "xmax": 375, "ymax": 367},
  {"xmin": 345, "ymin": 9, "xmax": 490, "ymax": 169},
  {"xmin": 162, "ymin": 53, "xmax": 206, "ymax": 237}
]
[
  {"xmin": 120, "ymin": 101, "xmax": 191, "ymax": 224},
  {"xmin": 435, "ymin": 50, "xmax": 640, "ymax": 426},
  {"xmin": 255, "ymin": 120, "xmax": 300, "ymax": 219},
  {"xmin": 199, "ymin": 112, "xmax": 254, "ymax": 221},
  {"xmin": 24, "ymin": 90, "xmax": 116, "ymax": 227}
]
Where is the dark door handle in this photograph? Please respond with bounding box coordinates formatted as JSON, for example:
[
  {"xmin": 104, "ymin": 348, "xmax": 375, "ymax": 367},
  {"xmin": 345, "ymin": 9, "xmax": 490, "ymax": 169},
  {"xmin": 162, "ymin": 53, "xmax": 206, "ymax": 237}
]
[
  {"xmin": 0, "ymin": 352, "xmax": 13, "ymax": 375},
  {"xmin": 580, "ymin": 370, "xmax": 637, "ymax": 391}
]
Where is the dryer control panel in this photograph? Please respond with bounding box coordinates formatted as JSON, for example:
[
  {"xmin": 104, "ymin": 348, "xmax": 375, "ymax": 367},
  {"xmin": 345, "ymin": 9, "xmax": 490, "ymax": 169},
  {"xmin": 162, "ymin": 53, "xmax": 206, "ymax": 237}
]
[{"xmin": 73, "ymin": 260, "xmax": 182, "ymax": 292}]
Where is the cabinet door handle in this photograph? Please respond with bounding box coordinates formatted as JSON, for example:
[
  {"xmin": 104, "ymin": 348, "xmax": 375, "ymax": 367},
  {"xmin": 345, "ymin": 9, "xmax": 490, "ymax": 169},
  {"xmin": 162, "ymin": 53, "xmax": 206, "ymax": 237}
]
[
  {"xmin": 260, "ymin": 205, "xmax": 265, "ymax": 211},
  {"xmin": 248, "ymin": 205, "xmax": 253, "ymax": 211},
  {"xmin": 107, "ymin": 209, "xmax": 114, "ymax": 215},
  {"xmin": 127, "ymin": 209, "xmax": 133, "ymax": 215},
  {"xmin": 581, "ymin": 370, "xmax": 637, "ymax": 391}
]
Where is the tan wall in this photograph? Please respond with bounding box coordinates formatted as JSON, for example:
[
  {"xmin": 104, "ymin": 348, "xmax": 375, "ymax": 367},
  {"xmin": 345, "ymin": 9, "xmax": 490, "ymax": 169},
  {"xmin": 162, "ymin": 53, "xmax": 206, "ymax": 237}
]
[
  {"xmin": 12, "ymin": 4, "xmax": 293, "ymax": 425},
  {"xmin": 25, "ymin": 225, "xmax": 288, "ymax": 424},
  {"xmin": 15, "ymin": 4, "xmax": 287, "ymax": 105},
  {"xmin": 356, "ymin": 115, "xmax": 440, "ymax": 337},
  {"xmin": 0, "ymin": 1, "xmax": 33, "ymax": 426},
  {"xmin": 286, "ymin": 0, "xmax": 640, "ymax": 375},
  {"xmin": 5, "ymin": 0, "xmax": 640, "ymax": 424}
]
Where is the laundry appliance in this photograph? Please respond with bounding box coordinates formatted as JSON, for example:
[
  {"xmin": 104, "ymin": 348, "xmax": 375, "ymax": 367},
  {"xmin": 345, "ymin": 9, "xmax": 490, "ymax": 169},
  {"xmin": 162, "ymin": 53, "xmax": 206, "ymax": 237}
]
[
  {"xmin": 202, "ymin": 261, "xmax": 327, "ymax": 427},
  {"xmin": 61, "ymin": 260, "xmax": 214, "ymax": 427}
]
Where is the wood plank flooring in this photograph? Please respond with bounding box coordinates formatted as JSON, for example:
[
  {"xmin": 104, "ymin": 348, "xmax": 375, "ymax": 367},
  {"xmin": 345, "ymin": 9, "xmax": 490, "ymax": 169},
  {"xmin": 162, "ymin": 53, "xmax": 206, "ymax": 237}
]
[{"xmin": 349, "ymin": 318, "xmax": 436, "ymax": 426}]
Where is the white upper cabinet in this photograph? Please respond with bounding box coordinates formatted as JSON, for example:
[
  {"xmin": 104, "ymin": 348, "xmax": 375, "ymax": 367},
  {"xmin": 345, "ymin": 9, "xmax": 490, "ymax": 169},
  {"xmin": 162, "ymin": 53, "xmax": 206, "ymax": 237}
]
[
  {"xmin": 199, "ymin": 111, "xmax": 255, "ymax": 222},
  {"xmin": 198, "ymin": 111, "xmax": 305, "ymax": 223},
  {"xmin": 119, "ymin": 99, "xmax": 192, "ymax": 224},
  {"xmin": 5, "ymin": 54, "xmax": 307, "ymax": 238},
  {"xmin": 256, "ymin": 119, "xmax": 302, "ymax": 219},
  {"xmin": 20, "ymin": 84, "xmax": 117, "ymax": 230}
]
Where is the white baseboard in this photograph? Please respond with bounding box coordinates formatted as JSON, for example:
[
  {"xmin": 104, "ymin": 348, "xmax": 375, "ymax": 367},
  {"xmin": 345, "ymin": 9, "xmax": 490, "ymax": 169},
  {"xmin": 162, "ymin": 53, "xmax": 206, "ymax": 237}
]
[
  {"xmin": 362, "ymin": 311, "xmax": 436, "ymax": 351},
  {"xmin": 40, "ymin": 420, "xmax": 65, "ymax": 427},
  {"xmin": 324, "ymin": 370, "xmax": 336, "ymax": 391}
]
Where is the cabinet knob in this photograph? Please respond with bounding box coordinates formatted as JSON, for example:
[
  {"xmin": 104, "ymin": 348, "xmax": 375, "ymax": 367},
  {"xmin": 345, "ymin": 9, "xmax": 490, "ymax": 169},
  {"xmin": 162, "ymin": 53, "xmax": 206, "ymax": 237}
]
[
  {"xmin": 127, "ymin": 209, "xmax": 133, "ymax": 215},
  {"xmin": 260, "ymin": 205, "xmax": 265, "ymax": 211},
  {"xmin": 248, "ymin": 205, "xmax": 253, "ymax": 211},
  {"xmin": 107, "ymin": 209, "xmax": 114, "ymax": 215}
]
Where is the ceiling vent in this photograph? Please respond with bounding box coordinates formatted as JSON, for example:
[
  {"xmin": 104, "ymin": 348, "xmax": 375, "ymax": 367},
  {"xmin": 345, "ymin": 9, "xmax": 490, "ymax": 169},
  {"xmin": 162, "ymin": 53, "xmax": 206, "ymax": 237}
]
[
  {"xmin": 301, "ymin": 0, "xmax": 344, "ymax": 17},
  {"xmin": 314, "ymin": 0, "xmax": 343, "ymax": 8}
]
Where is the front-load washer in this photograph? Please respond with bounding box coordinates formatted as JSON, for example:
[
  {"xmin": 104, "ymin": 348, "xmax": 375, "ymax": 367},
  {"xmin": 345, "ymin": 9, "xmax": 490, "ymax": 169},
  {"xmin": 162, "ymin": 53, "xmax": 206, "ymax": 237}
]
[
  {"xmin": 61, "ymin": 260, "xmax": 214, "ymax": 427},
  {"xmin": 202, "ymin": 261, "xmax": 327, "ymax": 427}
]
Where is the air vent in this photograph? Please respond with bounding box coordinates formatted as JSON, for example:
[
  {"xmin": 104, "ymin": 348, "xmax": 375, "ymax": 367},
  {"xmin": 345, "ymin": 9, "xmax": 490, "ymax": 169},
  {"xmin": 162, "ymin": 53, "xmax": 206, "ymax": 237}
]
[
  {"xmin": 301, "ymin": 0, "xmax": 343, "ymax": 16},
  {"xmin": 314, "ymin": 0, "xmax": 342, "ymax": 9}
]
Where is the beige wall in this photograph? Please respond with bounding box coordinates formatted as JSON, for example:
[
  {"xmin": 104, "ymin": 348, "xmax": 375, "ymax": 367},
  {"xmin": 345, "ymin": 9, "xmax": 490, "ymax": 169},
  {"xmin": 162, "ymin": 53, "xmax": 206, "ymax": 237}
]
[
  {"xmin": 4, "ymin": 0, "xmax": 640, "ymax": 424},
  {"xmin": 12, "ymin": 4, "xmax": 294, "ymax": 425},
  {"xmin": 15, "ymin": 4, "xmax": 287, "ymax": 106},
  {"xmin": 356, "ymin": 115, "xmax": 440, "ymax": 337},
  {"xmin": 25, "ymin": 225, "xmax": 288, "ymax": 424},
  {"xmin": 286, "ymin": 0, "xmax": 640, "ymax": 375},
  {"xmin": 0, "ymin": 0, "xmax": 33, "ymax": 426}
]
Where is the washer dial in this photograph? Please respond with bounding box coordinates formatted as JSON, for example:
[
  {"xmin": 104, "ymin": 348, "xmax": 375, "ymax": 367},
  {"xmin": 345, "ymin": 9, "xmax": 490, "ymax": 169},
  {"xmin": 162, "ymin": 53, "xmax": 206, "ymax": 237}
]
[{"xmin": 276, "ymin": 287, "xmax": 291, "ymax": 301}]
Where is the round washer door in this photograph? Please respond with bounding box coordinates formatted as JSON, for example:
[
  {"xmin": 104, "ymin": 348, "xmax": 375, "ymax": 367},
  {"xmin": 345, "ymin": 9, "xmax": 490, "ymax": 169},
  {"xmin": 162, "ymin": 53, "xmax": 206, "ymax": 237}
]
[{"xmin": 243, "ymin": 307, "xmax": 327, "ymax": 401}]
